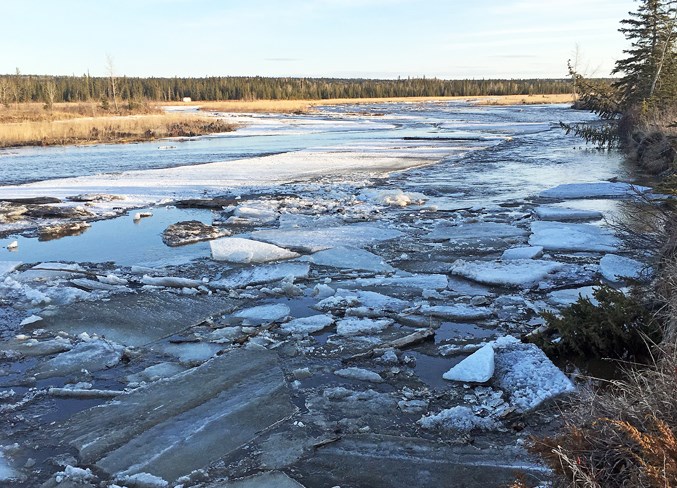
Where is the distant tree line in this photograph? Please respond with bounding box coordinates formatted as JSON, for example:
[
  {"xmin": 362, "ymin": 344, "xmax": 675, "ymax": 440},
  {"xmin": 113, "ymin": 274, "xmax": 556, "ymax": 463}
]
[{"xmin": 0, "ymin": 74, "xmax": 575, "ymax": 106}]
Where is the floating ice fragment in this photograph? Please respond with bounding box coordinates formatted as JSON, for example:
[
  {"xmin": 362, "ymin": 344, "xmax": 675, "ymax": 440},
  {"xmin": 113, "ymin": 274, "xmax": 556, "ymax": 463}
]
[
  {"xmin": 534, "ymin": 206, "xmax": 603, "ymax": 221},
  {"xmin": 303, "ymin": 246, "xmax": 394, "ymax": 272},
  {"xmin": 348, "ymin": 274, "xmax": 449, "ymax": 291},
  {"xmin": 442, "ymin": 344, "xmax": 495, "ymax": 383},
  {"xmin": 599, "ymin": 254, "xmax": 647, "ymax": 282},
  {"xmin": 450, "ymin": 259, "xmax": 563, "ymax": 288},
  {"xmin": 335, "ymin": 367, "xmax": 384, "ymax": 383},
  {"xmin": 19, "ymin": 315, "xmax": 42, "ymax": 326},
  {"xmin": 141, "ymin": 275, "xmax": 202, "ymax": 288},
  {"xmin": 420, "ymin": 303, "xmax": 493, "ymax": 321},
  {"xmin": 530, "ymin": 221, "xmax": 620, "ymax": 252},
  {"xmin": 501, "ymin": 246, "xmax": 543, "ymax": 260},
  {"xmin": 234, "ymin": 303, "xmax": 291, "ymax": 324},
  {"xmin": 212, "ymin": 263, "xmax": 310, "ymax": 289},
  {"xmin": 418, "ymin": 406, "xmax": 498, "ymax": 432},
  {"xmin": 30, "ymin": 339, "xmax": 124, "ymax": 379},
  {"xmin": 0, "ymin": 262, "xmax": 21, "ymax": 277},
  {"xmin": 336, "ymin": 317, "xmax": 394, "ymax": 336},
  {"xmin": 540, "ymin": 182, "xmax": 652, "ymax": 199},
  {"xmin": 359, "ymin": 188, "xmax": 427, "ymax": 207},
  {"xmin": 210, "ymin": 237, "xmax": 299, "ymax": 263},
  {"xmin": 281, "ymin": 314, "xmax": 334, "ymax": 335},
  {"xmin": 547, "ymin": 286, "xmax": 598, "ymax": 307},
  {"xmin": 249, "ymin": 224, "xmax": 403, "ymax": 253},
  {"xmin": 427, "ymin": 222, "xmax": 528, "ymax": 241}
]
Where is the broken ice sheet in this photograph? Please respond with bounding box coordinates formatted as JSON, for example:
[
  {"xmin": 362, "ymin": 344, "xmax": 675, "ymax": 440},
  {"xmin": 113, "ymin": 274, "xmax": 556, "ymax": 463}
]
[
  {"xmin": 599, "ymin": 253, "xmax": 648, "ymax": 282},
  {"xmin": 530, "ymin": 221, "xmax": 620, "ymax": 252},
  {"xmin": 59, "ymin": 349, "xmax": 296, "ymax": 482},
  {"xmin": 301, "ymin": 246, "xmax": 394, "ymax": 272},
  {"xmin": 539, "ymin": 181, "xmax": 652, "ymax": 199},
  {"xmin": 450, "ymin": 259, "xmax": 564, "ymax": 288},
  {"xmin": 426, "ymin": 222, "xmax": 528, "ymax": 241},
  {"xmin": 30, "ymin": 339, "xmax": 124, "ymax": 380},
  {"xmin": 234, "ymin": 303, "xmax": 291, "ymax": 325},
  {"xmin": 280, "ymin": 314, "xmax": 334, "ymax": 336},
  {"xmin": 212, "ymin": 263, "xmax": 310, "ymax": 289},
  {"xmin": 249, "ymin": 224, "xmax": 403, "ymax": 253}
]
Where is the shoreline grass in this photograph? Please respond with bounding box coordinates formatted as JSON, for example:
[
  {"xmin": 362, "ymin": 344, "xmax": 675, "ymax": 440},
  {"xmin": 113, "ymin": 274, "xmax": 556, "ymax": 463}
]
[{"xmin": 0, "ymin": 113, "xmax": 235, "ymax": 148}]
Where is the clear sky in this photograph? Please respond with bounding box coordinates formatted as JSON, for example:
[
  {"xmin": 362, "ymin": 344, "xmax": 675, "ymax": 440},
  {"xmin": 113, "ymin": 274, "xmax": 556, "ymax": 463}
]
[{"xmin": 2, "ymin": 0, "xmax": 636, "ymax": 79}]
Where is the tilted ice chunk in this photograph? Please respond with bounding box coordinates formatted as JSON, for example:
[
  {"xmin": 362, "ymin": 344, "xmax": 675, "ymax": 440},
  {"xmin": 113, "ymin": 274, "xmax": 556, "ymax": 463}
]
[
  {"xmin": 281, "ymin": 314, "xmax": 334, "ymax": 335},
  {"xmin": 336, "ymin": 317, "xmax": 394, "ymax": 336},
  {"xmin": 427, "ymin": 222, "xmax": 528, "ymax": 241},
  {"xmin": 213, "ymin": 471, "xmax": 305, "ymax": 488},
  {"xmin": 141, "ymin": 275, "xmax": 202, "ymax": 288},
  {"xmin": 232, "ymin": 203, "xmax": 279, "ymax": 224},
  {"xmin": 334, "ymin": 367, "xmax": 384, "ymax": 383},
  {"xmin": 599, "ymin": 254, "xmax": 648, "ymax": 282},
  {"xmin": 249, "ymin": 224, "xmax": 403, "ymax": 253},
  {"xmin": 359, "ymin": 188, "xmax": 427, "ymax": 207},
  {"xmin": 418, "ymin": 406, "xmax": 498, "ymax": 432},
  {"xmin": 115, "ymin": 472, "xmax": 168, "ymax": 488},
  {"xmin": 20, "ymin": 262, "xmax": 84, "ymax": 280},
  {"xmin": 212, "ymin": 263, "xmax": 310, "ymax": 289},
  {"xmin": 419, "ymin": 303, "xmax": 493, "ymax": 321},
  {"xmin": 539, "ymin": 182, "xmax": 652, "ymax": 199},
  {"xmin": 126, "ymin": 363, "xmax": 187, "ymax": 384},
  {"xmin": 303, "ymin": 246, "xmax": 394, "ymax": 272},
  {"xmin": 493, "ymin": 336, "xmax": 575, "ymax": 412},
  {"xmin": 30, "ymin": 339, "xmax": 124, "ymax": 380},
  {"xmin": 210, "ymin": 237, "xmax": 299, "ymax": 264},
  {"xmin": 234, "ymin": 304, "xmax": 291, "ymax": 324},
  {"xmin": 534, "ymin": 206, "xmax": 603, "ymax": 221},
  {"xmin": 450, "ymin": 259, "xmax": 563, "ymax": 288},
  {"xmin": 1, "ymin": 336, "xmax": 72, "ymax": 357},
  {"xmin": 501, "ymin": 246, "xmax": 543, "ymax": 261},
  {"xmin": 443, "ymin": 344, "xmax": 495, "ymax": 383},
  {"xmin": 0, "ymin": 262, "xmax": 21, "ymax": 277},
  {"xmin": 530, "ymin": 221, "xmax": 620, "ymax": 252}
]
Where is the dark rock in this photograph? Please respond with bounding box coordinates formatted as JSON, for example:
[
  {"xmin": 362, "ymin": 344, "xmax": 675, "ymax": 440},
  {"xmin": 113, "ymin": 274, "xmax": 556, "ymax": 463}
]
[{"xmin": 162, "ymin": 220, "xmax": 230, "ymax": 247}]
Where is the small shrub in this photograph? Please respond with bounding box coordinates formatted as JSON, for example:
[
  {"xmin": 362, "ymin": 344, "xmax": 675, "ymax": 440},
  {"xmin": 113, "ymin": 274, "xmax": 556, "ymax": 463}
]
[{"xmin": 532, "ymin": 286, "xmax": 659, "ymax": 360}]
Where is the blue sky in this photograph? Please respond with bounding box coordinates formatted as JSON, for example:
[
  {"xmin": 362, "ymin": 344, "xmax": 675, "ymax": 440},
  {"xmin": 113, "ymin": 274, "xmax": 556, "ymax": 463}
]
[{"xmin": 2, "ymin": 0, "xmax": 636, "ymax": 78}]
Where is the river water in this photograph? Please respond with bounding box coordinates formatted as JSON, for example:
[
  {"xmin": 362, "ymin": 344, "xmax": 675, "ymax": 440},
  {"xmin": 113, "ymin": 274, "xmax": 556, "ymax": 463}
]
[{"xmin": 0, "ymin": 101, "xmax": 643, "ymax": 487}]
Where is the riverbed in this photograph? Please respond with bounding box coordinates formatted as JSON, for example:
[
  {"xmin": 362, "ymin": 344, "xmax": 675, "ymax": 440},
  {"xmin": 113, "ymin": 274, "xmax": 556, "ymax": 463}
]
[{"xmin": 0, "ymin": 101, "xmax": 652, "ymax": 487}]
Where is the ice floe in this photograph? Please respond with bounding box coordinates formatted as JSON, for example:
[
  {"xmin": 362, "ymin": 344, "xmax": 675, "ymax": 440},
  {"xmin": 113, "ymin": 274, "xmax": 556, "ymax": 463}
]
[
  {"xmin": 540, "ymin": 182, "xmax": 652, "ymax": 199},
  {"xmin": 281, "ymin": 314, "xmax": 334, "ymax": 336},
  {"xmin": 418, "ymin": 406, "xmax": 498, "ymax": 432},
  {"xmin": 212, "ymin": 263, "xmax": 310, "ymax": 289},
  {"xmin": 419, "ymin": 303, "xmax": 493, "ymax": 321},
  {"xmin": 534, "ymin": 206, "xmax": 603, "ymax": 221},
  {"xmin": 30, "ymin": 339, "xmax": 124, "ymax": 380},
  {"xmin": 450, "ymin": 259, "xmax": 564, "ymax": 288},
  {"xmin": 335, "ymin": 367, "xmax": 384, "ymax": 383},
  {"xmin": 336, "ymin": 317, "xmax": 394, "ymax": 336},
  {"xmin": 427, "ymin": 222, "xmax": 528, "ymax": 241},
  {"xmin": 210, "ymin": 237, "xmax": 300, "ymax": 264},
  {"xmin": 501, "ymin": 246, "xmax": 543, "ymax": 260},
  {"xmin": 599, "ymin": 254, "xmax": 647, "ymax": 282},
  {"xmin": 359, "ymin": 188, "xmax": 427, "ymax": 207},
  {"xmin": 302, "ymin": 246, "xmax": 394, "ymax": 272},
  {"xmin": 530, "ymin": 221, "xmax": 620, "ymax": 252},
  {"xmin": 249, "ymin": 224, "xmax": 402, "ymax": 253},
  {"xmin": 234, "ymin": 304, "xmax": 291, "ymax": 324}
]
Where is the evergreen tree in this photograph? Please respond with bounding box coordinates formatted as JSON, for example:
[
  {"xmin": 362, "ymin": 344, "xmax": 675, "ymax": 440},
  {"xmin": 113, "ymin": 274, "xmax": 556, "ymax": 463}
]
[{"xmin": 613, "ymin": 0, "xmax": 677, "ymax": 105}]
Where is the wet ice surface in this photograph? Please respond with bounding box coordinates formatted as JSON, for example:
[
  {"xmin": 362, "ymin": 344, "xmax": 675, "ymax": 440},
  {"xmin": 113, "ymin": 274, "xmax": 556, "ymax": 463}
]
[{"xmin": 0, "ymin": 102, "xmax": 655, "ymax": 486}]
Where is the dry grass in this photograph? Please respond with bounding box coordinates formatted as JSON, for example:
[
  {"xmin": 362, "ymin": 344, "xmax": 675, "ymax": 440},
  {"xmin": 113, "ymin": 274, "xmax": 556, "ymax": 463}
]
[
  {"xmin": 0, "ymin": 102, "xmax": 161, "ymax": 123},
  {"xmin": 179, "ymin": 94, "xmax": 575, "ymax": 114},
  {"xmin": 0, "ymin": 113, "xmax": 235, "ymax": 148}
]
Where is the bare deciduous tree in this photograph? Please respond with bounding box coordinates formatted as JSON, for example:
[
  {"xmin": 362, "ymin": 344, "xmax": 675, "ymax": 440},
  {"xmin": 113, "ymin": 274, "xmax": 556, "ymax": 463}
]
[
  {"xmin": 43, "ymin": 78, "xmax": 57, "ymax": 111},
  {"xmin": 106, "ymin": 55, "xmax": 119, "ymax": 112}
]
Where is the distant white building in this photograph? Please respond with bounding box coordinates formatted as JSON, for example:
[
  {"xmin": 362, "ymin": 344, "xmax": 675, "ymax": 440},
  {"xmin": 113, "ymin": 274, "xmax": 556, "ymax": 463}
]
[{"xmin": 182, "ymin": 97, "xmax": 192, "ymax": 103}]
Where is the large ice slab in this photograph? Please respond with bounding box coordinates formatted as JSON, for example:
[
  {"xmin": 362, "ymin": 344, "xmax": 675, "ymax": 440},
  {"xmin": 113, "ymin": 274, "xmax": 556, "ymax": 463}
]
[
  {"xmin": 450, "ymin": 259, "xmax": 563, "ymax": 288},
  {"xmin": 212, "ymin": 263, "xmax": 310, "ymax": 289},
  {"xmin": 30, "ymin": 339, "xmax": 124, "ymax": 380},
  {"xmin": 501, "ymin": 246, "xmax": 543, "ymax": 260},
  {"xmin": 345, "ymin": 274, "xmax": 449, "ymax": 291},
  {"xmin": 294, "ymin": 434, "xmax": 549, "ymax": 487},
  {"xmin": 427, "ymin": 222, "xmax": 528, "ymax": 241},
  {"xmin": 210, "ymin": 238, "xmax": 299, "ymax": 264},
  {"xmin": 302, "ymin": 247, "xmax": 394, "ymax": 272},
  {"xmin": 249, "ymin": 224, "xmax": 402, "ymax": 253},
  {"xmin": 234, "ymin": 304, "xmax": 290, "ymax": 324},
  {"xmin": 35, "ymin": 293, "xmax": 233, "ymax": 347},
  {"xmin": 530, "ymin": 221, "xmax": 620, "ymax": 252},
  {"xmin": 281, "ymin": 314, "xmax": 334, "ymax": 336},
  {"xmin": 420, "ymin": 304, "xmax": 493, "ymax": 321},
  {"xmin": 315, "ymin": 289, "xmax": 408, "ymax": 314},
  {"xmin": 540, "ymin": 182, "xmax": 652, "ymax": 199},
  {"xmin": 60, "ymin": 349, "xmax": 296, "ymax": 482},
  {"xmin": 493, "ymin": 336, "xmax": 574, "ymax": 412},
  {"xmin": 599, "ymin": 254, "xmax": 647, "ymax": 282}
]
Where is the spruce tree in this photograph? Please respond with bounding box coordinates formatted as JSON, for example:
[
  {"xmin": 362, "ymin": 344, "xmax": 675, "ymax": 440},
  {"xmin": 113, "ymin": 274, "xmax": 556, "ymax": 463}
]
[{"xmin": 613, "ymin": 0, "xmax": 677, "ymax": 105}]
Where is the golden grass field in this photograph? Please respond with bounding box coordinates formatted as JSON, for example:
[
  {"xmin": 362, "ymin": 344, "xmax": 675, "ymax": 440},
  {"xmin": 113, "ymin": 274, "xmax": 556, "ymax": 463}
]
[
  {"xmin": 0, "ymin": 94, "xmax": 574, "ymax": 148},
  {"xmin": 192, "ymin": 93, "xmax": 575, "ymax": 113}
]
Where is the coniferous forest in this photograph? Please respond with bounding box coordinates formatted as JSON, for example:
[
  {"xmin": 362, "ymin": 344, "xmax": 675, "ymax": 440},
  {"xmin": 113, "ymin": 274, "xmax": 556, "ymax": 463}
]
[{"xmin": 0, "ymin": 75, "xmax": 574, "ymax": 105}]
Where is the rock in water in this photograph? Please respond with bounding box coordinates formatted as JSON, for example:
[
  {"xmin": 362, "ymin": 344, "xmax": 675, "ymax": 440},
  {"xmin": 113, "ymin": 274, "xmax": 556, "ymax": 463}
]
[
  {"xmin": 162, "ymin": 220, "xmax": 230, "ymax": 247},
  {"xmin": 443, "ymin": 344, "xmax": 495, "ymax": 383}
]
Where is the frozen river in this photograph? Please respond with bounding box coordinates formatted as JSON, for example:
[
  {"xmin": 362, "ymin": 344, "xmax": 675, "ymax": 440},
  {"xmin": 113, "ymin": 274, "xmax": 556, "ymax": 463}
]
[{"xmin": 0, "ymin": 101, "xmax": 650, "ymax": 487}]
